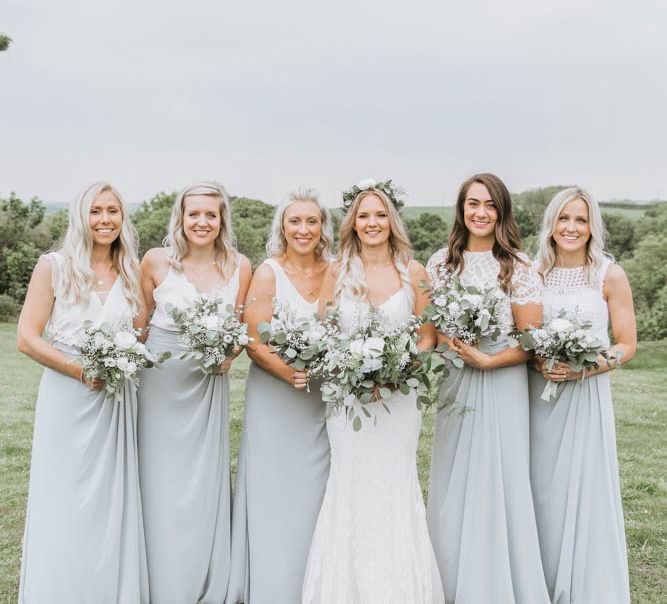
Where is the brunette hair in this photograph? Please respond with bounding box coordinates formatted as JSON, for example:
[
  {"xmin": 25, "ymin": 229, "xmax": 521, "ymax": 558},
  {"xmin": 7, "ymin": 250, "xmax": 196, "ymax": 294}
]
[{"xmin": 444, "ymin": 173, "xmax": 524, "ymax": 292}]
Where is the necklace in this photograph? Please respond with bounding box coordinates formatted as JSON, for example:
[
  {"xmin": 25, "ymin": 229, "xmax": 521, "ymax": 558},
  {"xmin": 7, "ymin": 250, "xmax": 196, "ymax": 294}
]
[{"xmin": 284, "ymin": 256, "xmax": 317, "ymax": 299}]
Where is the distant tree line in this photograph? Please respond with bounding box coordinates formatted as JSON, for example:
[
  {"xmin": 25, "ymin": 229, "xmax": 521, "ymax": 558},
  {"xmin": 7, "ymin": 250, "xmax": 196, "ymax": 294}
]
[{"xmin": 1, "ymin": 188, "xmax": 665, "ymax": 339}]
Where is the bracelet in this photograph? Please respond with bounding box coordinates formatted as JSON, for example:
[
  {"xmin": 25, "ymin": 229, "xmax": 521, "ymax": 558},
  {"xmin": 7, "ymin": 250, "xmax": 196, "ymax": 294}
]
[{"xmin": 79, "ymin": 367, "xmax": 86, "ymax": 384}]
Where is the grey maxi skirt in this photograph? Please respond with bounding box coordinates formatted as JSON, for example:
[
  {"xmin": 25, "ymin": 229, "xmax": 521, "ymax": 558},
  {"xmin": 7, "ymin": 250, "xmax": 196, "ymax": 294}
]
[
  {"xmin": 426, "ymin": 338, "xmax": 550, "ymax": 604},
  {"xmin": 19, "ymin": 354, "xmax": 149, "ymax": 603},
  {"xmin": 528, "ymin": 370, "xmax": 630, "ymax": 604},
  {"xmin": 137, "ymin": 326, "xmax": 232, "ymax": 604},
  {"xmin": 226, "ymin": 362, "xmax": 330, "ymax": 604}
]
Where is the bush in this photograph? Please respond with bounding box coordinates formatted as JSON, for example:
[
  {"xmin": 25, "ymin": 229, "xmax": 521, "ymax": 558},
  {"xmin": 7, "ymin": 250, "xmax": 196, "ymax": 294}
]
[{"xmin": 0, "ymin": 294, "xmax": 20, "ymax": 322}]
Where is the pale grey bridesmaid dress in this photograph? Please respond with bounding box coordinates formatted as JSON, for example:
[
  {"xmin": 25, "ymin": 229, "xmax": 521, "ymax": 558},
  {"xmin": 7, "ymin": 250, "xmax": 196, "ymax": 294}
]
[
  {"xmin": 19, "ymin": 252, "xmax": 149, "ymax": 604},
  {"xmin": 529, "ymin": 259, "xmax": 630, "ymax": 604},
  {"xmin": 425, "ymin": 249, "xmax": 550, "ymax": 604},
  {"xmin": 137, "ymin": 262, "xmax": 240, "ymax": 604},
  {"xmin": 226, "ymin": 258, "xmax": 330, "ymax": 604}
]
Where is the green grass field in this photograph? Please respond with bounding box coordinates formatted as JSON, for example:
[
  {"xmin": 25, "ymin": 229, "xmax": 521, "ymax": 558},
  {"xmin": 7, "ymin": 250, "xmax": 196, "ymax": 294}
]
[{"xmin": 1, "ymin": 324, "xmax": 665, "ymax": 601}]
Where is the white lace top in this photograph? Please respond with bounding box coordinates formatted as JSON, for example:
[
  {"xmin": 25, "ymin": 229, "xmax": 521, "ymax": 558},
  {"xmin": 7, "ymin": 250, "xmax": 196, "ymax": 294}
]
[
  {"xmin": 151, "ymin": 262, "xmax": 241, "ymax": 332},
  {"xmin": 264, "ymin": 258, "xmax": 318, "ymax": 320},
  {"xmin": 44, "ymin": 252, "xmax": 134, "ymax": 347},
  {"xmin": 426, "ymin": 248, "xmax": 543, "ymax": 331},
  {"xmin": 541, "ymin": 259, "xmax": 613, "ymax": 348}
]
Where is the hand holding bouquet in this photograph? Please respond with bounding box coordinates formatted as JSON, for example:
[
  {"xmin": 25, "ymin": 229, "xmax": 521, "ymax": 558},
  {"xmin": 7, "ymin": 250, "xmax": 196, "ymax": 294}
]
[
  {"xmin": 514, "ymin": 310, "xmax": 619, "ymax": 401},
  {"xmin": 78, "ymin": 323, "xmax": 170, "ymax": 397},
  {"xmin": 257, "ymin": 301, "xmax": 328, "ymax": 391},
  {"xmin": 167, "ymin": 297, "xmax": 251, "ymax": 374},
  {"xmin": 424, "ymin": 272, "xmax": 508, "ymax": 345},
  {"xmin": 319, "ymin": 309, "xmax": 448, "ymax": 431}
]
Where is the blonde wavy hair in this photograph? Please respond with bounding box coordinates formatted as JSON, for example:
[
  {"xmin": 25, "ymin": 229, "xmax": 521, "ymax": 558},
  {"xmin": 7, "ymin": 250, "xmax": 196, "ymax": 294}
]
[
  {"xmin": 164, "ymin": 181, "xmax": 237, "ymax": 277},
  {"xmin": 265, "ymin": 186, "xmax": 334, "ymax": 260},
  {"xmin": 536, "ymin": 186, "xmax": 609, "ymax": 285},
  {"xmin": 55, "ymin": 182, "xmax": 142, "ymax": 312},
  {"xmin": 334, "ymin": 189, "xmax": 414, "ymax": 307}
]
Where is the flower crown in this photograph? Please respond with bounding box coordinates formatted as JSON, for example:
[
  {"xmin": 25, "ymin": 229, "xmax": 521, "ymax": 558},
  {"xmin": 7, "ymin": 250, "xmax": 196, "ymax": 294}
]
[{"xmin": 341, "ymin": 178, "xmax": 406, "ymax": 214}]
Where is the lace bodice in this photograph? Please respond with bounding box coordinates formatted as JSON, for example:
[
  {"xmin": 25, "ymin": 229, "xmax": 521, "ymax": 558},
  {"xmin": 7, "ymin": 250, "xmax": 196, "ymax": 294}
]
[
  {"xmin": 541, "ymin": 259, "xmax": 612, "ymax": 348},
  {"xmin": 264, "ymin": 258, "xmax": 319, "ymax": 320},
  {"xmin": 151, "ymin": 261, "xmax": 241, "ymax": 331},
  {"xmin": 426, "ymin": 248, "xmax": 542, "ymax": 331},
  {"xmin": 337, "ymin": 288, "xmax": 413, "ymax": 334},
  {"xmin": 44, "ymin": 252, "xmax": 134, "ymax": 347}
]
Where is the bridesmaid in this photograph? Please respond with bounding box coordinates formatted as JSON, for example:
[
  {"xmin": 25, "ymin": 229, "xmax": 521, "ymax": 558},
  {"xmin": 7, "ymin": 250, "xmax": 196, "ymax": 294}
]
[
  {"xmin": 425, "ymin": 173, "xmax": 550, "ymax": 604},
  {"xmin": 137, "ymin": 181, "xmax": 251, "ymax": 603},
  {"xmin": 227, "ymin": 187, "xmax": 333, "ymax": 604},
  {"xmin": 17, "ymin": 183, "xmax": 148, "ymax": 603},
  {"xmin": 529, "ymin": 187, "xmax": 635, "ymax": 603}
]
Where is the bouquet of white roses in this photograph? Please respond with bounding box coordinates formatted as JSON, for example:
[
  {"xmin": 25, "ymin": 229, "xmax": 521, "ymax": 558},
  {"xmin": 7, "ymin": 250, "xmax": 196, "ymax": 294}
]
[
  {"xmin": 423, "ymin": 271, "xmax": 509, "ymax": 345},
  {"xmin": 319, "ymin": 309, "xmax": 449, "ymax": 431},
  {"xmin": 514, "ymin": 309, "xmax": 617, "ymax": 401},
  {"xmin": 167, "ymin": 297, "xmax": 251, "ymax": 374},
  {"xmin": 78, "ymin": 322, "xmax": 170, "ymax": 397},
  {"xmin": 257, "ymin": 301, "xmax": 328, "ymax": 390}
]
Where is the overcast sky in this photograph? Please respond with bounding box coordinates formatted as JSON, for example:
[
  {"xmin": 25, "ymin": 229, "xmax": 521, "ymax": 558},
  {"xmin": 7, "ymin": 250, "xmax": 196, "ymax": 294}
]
[{"xmin": 2, "ymin": 0, "xmax": 666, "ymax": 207}]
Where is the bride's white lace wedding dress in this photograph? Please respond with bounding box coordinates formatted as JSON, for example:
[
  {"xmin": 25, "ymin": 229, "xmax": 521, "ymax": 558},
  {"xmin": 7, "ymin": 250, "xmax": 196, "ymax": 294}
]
[{"xmin": 302, "ymin": 289, "xmax": 445, "ymax": 604}]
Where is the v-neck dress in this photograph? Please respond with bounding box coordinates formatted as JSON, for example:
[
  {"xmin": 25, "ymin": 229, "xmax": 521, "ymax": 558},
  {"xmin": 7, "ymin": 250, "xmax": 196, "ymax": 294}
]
[
  {"xmin": 226, "ymin": 258, "xmax": 330, "ymax": 604},
  {"xmin": 19, "ymin": 251, "xmax": 149, "ymax": 604},
  {"xmin": 137, "ymin": 262, "xmax": 240, "ymax": 604}
]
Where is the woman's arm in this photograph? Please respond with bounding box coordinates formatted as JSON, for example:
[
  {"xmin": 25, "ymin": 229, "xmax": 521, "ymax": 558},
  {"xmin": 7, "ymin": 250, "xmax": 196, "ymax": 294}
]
[
  {"xmin": 410, "ymin": 261, "xmax": 436, "ymax": 351},
  {"xmin": 134, "ymin": 248, "xmax": 165, "ymax": 337},
  {"xmin": 548, "ymin": 264, "xmax": 637, "ymax": 381},
  {"xmin": 243, "ymin": 262, "xmax": 307, "ymax": 388},
  {"xmin": 317, "ymin": 263, "xmax": 339, "ymax": 319},
  {"xmin": 16, "ymin": 257, "xmax": 100, "ymax": 387},
  {"xmin": 218, "ymin": 254, "xmax": 253, "ymax": 374}
]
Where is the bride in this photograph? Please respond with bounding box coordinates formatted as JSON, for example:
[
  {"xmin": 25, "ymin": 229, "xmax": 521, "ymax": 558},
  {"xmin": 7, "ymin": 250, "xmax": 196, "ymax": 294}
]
[{"xmin": 302, "ymin": 179, "xmax": 445, "ymax": 604}]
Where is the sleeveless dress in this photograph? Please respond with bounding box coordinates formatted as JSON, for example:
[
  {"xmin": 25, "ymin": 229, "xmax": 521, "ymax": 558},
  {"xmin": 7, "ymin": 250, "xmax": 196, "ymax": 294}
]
[
  {"xmin": 19, "ymin": 251, "xmax": 149, "ymax": 604},
  {"xmin": 302, "ymin": 288, "xmax": 445, "ymax": 604},
  {"xmin": 528, "ymin": 260, "xmax": 630, "ymax": 604},
  {"xmin": 226, "ymin": 258, "xmax": 330, "ymax": 604},
  {"xmin": 137, "ymin": 263, "xmax": 239, "ymax": 604},
  {"xmin": 425, "ymin": 249, "xmax": 550, "ymax": 604}
]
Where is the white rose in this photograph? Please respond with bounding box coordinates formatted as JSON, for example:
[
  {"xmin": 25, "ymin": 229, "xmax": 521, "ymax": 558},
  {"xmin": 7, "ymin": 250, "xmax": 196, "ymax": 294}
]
[
  {"xmin": 447, "ymin": 301, "xmax": 461, "ymax": 315},
  {"xmin": 126, "ymin": 361, "xmax": 138, "ymax": 374},
  {"xmin": 306, "ymin": 324, "xmax": 326, "ymax": 343},
  {"xmin": 104, "ymin": 358, "xmax": 116, "ymax": 367},
  {"xmin": 116, "ymin": 357, "xmax": 129, "ymax": 371},
  {"xmin": 549, "ymin": 318, "xmax": 572, "ymax": 332},
  {"xmin": 114, "ymin": 331, "xmax": 137, "ymax": 350},
  {"xmin": 362, "ymin": 337, "xmax": 385, "ymax": 358},
  {"xmin": 349, "ymin": 339, "xmax": 364, "ymax": 355},
  {"xmin": 132, "ymin": 342, "xmax": 147, "ymax": 355},
  {"xmin": 357, "ymin": 178, "xmax": 377, "ymax": 190},
  {"xmin": 434, "ymin": 296, "xmax": 447, "ymax": 307},
  {"xmin": 238, "ymin": 334, "xmax": 249, "ymax": 346}
]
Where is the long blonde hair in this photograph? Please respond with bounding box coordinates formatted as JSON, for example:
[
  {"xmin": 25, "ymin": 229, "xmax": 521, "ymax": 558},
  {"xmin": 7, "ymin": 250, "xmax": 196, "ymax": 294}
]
[
  {"xmin": 334, "ymin": 189, "xmax": 414, "ymax": 307},
  {"xmin": 265, "ymin": 186, "xmax": 334, "ymax": 260},
  {"xmin": 55, "ymin": 182, "xmax": 142, "ymax": 312},
  {"xmin": 536, "ymin": 186, "xmax": 609, "ymax": 285},
  {"xmin": 164, "ymin": 181, "xmax": 237, "ymax": 277}
]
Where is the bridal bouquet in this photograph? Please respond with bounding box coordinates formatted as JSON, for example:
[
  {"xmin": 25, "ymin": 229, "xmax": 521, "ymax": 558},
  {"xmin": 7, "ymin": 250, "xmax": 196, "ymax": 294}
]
[
  {"xmin": 78, "ymin": 323, "xmax": 170, "ymax": 397},
  {"xmin": 319, "ymin": 309, "xmax": 448, "ymax": 430},
  {"xmin": 257, "ymin": 301, "xmax": 328, "ymax": 390},
  {"xmin": 424, "ymin": 271, "xmax": 509, "ymax": 345},
  {"xmin": 167, "ymin": 297, "xmax": 251, "ymax": 374},
  {"xmin": 514, "ymin": 309, "xmax": 617, "ymax": 401}
]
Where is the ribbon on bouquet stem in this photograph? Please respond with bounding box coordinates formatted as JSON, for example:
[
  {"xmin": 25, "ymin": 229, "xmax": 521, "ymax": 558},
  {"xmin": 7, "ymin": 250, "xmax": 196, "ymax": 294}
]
[{"xmin": 541, "ymin": 380, "xmax": 559, "ymax": 402}]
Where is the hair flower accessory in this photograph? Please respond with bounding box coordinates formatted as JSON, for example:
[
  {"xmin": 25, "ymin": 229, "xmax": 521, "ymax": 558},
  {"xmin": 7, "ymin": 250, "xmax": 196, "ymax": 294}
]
[{"xmin": 341, "ymin": 178, "xmax": 406, "ymax": 213}]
